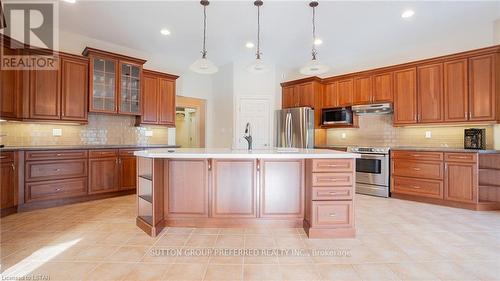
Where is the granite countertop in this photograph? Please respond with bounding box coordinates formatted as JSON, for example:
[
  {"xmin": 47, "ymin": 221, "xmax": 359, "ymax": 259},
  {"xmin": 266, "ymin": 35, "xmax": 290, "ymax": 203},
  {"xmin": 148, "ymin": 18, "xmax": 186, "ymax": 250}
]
[
  {"xmin": 0, "ymin": 144, "xmax": 179, "ymax": 151},
  {"xmin": 390, "ymin": 146, "xmax": 500, "ymax": 154}
]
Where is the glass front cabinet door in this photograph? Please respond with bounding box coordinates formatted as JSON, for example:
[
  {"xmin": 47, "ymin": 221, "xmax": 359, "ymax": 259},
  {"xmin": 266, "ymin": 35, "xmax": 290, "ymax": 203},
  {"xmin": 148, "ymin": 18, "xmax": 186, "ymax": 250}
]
[
  {"xmin": 91, "ymin": 57, "xmax": 118, "ymax": 112},
  {"xmin": 119, "ymin": 62, "xmax": 141, "ymax": 115}
]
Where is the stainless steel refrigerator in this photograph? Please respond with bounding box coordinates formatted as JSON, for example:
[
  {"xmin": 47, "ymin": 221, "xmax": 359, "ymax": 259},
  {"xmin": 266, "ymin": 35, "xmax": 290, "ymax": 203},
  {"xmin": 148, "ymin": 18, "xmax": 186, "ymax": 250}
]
[{"xmin": 275, "ymin": 107, "xmax": 315, "ymax": 148}]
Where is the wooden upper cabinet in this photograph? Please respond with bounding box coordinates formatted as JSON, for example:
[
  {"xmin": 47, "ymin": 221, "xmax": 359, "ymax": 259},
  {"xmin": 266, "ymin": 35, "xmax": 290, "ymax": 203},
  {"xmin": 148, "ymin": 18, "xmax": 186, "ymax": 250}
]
[
  {"xmin": 141, "ymin": 73, "xmax": 159, "ymax": 124},
  {"xmin": 29, "ymin": 60, "xmax": 61, "ymax": 120},
  {"xmin": 282, "ymin": 85, "xmax": 297, "ymax": 108},
  {"xmin": 323, "ymin": 82, "xmax": 338, "ymax": 108},
  {"xmin": 372, "ymin": 72, "xmax": 393, "ymax": 103},
  {"xmin": 393, "ymin": 68, "xmax": 417, "ymax": 125},
  {"xmin": 417, "ymin": 63, "xmax": 444, "ymax": 123},
  {"xmin": 119, "ymin": 61, "xmax": 142, "ymax": 115},
  {"xmin": 158, "ymin": 78, "xmax": 176, "ymax": 125},
  {"xmin": 337, "ymin": 79, "xmax": 353, "ymax": 106},
  {"xmin": 297, "ymin": 83, "xmax": 314, "ymax": 107},
  {"xmin": 0, "ymin": 46, "xmax": 21, "ymax": 119},
  {"xmin": 353, "ymin": 76, "xmax": 372, "ymax": 105},
  {"xmin": 469, "ymin": 54, "xmax": 496, "ymax": 121},
  {"xmin": 61, "ymin": 55, "xmax": 88, "ymax": 122},
  {"xmin": 88, "ymin": 56, "xmax": 118, "ymax": 113},
  {"xmin": 444, "ymin": 59, "xmax": 468, "ymax": 122}
]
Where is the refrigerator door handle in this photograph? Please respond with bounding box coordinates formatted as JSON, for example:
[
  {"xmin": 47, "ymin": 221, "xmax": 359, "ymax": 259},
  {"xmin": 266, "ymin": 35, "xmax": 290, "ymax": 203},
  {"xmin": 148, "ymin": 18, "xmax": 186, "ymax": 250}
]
[
  {"xmin": 288, "ymin": 113, "xmax": 293, "ymax": 147},
  {"xmin": 284, "ymin": 112, "xmax": 290, "ymax": 147}
]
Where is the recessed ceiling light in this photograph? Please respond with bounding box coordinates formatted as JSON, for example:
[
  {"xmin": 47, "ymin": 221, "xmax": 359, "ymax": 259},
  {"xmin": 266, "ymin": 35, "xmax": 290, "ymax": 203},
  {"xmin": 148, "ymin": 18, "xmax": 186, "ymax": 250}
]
[
  {"xmin": 314, "ymin": 38, "xmax": 323, "ymax": 45},
  {"xmin": 245, "ymin": 42, "xmax": 255, "ymax": 48},
  {"xmin": 401, "ymin": 10, "xmax": 415, "ymax": 19},
  {"xmin": 62, "ymin": 0, "xmax": 76, "ymax": 3},
  {"xmin": 160, "ymin": 28, "xmax": 171, "ymax": 36}
]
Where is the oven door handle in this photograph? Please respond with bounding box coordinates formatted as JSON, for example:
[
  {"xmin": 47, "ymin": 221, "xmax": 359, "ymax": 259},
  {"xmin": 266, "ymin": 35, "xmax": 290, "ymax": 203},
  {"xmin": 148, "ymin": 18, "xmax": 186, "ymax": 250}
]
[{"xmin": 358, "ymin": 154, "xmax": 388, "ymax": 159}]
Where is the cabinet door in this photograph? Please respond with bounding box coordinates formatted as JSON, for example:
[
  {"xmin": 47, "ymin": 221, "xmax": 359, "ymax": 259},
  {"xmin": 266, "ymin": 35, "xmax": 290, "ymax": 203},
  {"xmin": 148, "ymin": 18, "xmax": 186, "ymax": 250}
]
[
  {"xmin": 158, "ymin": 78, "xmax": 176, "ymax": 125},
  {"xmin": 393, "ymin": 68, "xmax": 417, "ymax": 125},
  {"xmin": 337, "ymin": 79, "xmax": 353, "ymax": 106},
  {"xmin": 444, "ymin": 59, "xmax": 468, "ymax": 122},
  {"xmin": 212, "ymin": 160, "xmax": 256, "ymax": 218},
  {"xmin": 119, "ymin": 62, "xmax": 142, "ymax": 115},
  {"xmin": 469, "ymin": 54, "xmax": 496, "ymax": 121},
  {"xmin": 373, "ymin": 72, "xmax": 393, "ymax": 103},
  {"xmin": 141, "ymin": 73, "xmax": 159, "ymax": 124},
  {"xmin": 1, "ymin": 162, "xmax": 16, "ymax": 209},
  {"xmin": 417, "ymin": 63, "xmax": 444, "ymax": 123},
  {"xmin": 444, "ymin": 162, "xmax": 477, "ymax": 203},
  {"xmin": 353, "ymin": 76, "xmax": 372, "ymax": 105},
  {"xmin": 1, "ymin": 46, "xmax": 20, "ymax": 118},
  {"xmin": 61, "ymin": 56, "xmax": 88, "ymax": 121},
  {"xmin": 282, "ymin": 86, "xmax": 296, "ymax": 108},
  {"xmin": 119, "ymin": 156, "xmax": 136, "ymax": 190},
  {"xmin": 90, "ymin": 56, "xmax": 117, "ymax": 113},
  {"xmin": 260, "ymin": 159, "xmax": 304, "ymax": 218},
  {"xmin": 29, "ymin": 62, "xmax": 61, "ymax": 120},
  {"xmin": 297, "ymin": 83, "xmax": 314, "ymax": 107},
  {"xmin": 323, "ymin": 82, "xmax": 338, "ymax": 108},
  {"xmin": 89, "ymin": 157, "xmax": 119, "ymax": 194},
  {"xmin": 168, "ymin": 159, "xmax": 208, "ymax": 217}
]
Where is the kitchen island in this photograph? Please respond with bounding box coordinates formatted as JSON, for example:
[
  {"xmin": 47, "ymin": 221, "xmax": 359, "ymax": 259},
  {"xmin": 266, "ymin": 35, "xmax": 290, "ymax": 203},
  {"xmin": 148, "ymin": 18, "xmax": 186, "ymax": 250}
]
[{"xmin": 134, "ymin": 148, "xmax": 360, "ymax": 238}]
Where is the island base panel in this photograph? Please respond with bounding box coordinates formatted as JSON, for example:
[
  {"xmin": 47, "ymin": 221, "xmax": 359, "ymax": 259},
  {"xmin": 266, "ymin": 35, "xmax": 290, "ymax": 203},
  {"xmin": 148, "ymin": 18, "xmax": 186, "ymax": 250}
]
[
  {"xmin": 303, "ymin": 220, "xmax": 356, "ymax": 238},
  {"xmin": 163, "ymin": 218, "xmax": 303, "ymax": 228}
]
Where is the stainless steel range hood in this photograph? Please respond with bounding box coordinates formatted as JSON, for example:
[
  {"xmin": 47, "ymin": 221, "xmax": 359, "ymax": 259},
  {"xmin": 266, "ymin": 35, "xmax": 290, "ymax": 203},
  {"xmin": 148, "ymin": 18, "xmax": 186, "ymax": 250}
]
[{"xmin": 352, "ymin": 103, "xmax": 393, "ymax": 115}]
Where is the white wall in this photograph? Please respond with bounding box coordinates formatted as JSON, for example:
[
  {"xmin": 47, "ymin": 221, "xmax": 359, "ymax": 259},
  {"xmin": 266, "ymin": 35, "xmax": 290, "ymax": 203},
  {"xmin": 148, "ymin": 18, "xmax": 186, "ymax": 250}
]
[{"xmin": 211, "ymin": 63, "xmax": 234, "ymax": 148}]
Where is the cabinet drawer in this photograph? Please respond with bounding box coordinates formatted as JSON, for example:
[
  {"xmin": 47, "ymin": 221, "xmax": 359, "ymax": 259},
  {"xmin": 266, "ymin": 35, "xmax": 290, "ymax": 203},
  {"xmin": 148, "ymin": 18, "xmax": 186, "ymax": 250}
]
[
  {"xmin": 89, "ymin": 149, "xmax": 118, "ymax": 158},
  {"xmin": 312, "ymin": 173, "xmax": 354, "ymax": 186},
  {"xmin": 311, "ymin": 201, "xmax": 353, "ymax": 228},
  {"xmin": 119, "ymin": 149, "xmax": 139, "ymax": 157},
  {"xmin": 392, "ymin": 176, "xmax": 443, "ymax": 199},
  {"xmin": 444, "ymin": 153, "xmax": 477, "ymax": 163},
  {"xmin": 312, "ymin": 187, "xmax": 353, "ymax": 200},
  {"xmin": 392, "ymin": 159, "xmax": 443, "ymax": 180},
  {"xmin": 25, "ymin": 150, "xmax": 87, "ymax": 161},
  {"xmin": 26, "ymin": 159, "xmax": 87, "ymax": 182},
  {"xmin": 311, "ymin": 159, "xmax": 354, "ymax": 173},
  {"xmin": 26, "ymin": 177, "xmax": 87, "ymax": 202},
  {"xmin": 0, "ymin": 152, "xmax": 14, "ymax": 163},
  {"xmin": 391, "ymin": 151, "xmax": 443, "ymax": 161}
]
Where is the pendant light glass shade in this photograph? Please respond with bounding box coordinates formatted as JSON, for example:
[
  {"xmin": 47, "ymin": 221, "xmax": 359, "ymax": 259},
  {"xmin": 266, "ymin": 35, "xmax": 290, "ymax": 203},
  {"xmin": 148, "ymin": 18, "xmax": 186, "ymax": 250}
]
[
  {"xmin": 247, "ymin": 0, "xmax": 269, "ymax": 74},
  {"xmin": 300, "ymin": 1, "xmax": 329, "ymax": 76},
  {"xmin": 191, "ymin": 0, "xmax": 218, "ymax": 74},
  {"xmin": 247, "ymin": 58, "xmax": 270, "ymax": 73}
]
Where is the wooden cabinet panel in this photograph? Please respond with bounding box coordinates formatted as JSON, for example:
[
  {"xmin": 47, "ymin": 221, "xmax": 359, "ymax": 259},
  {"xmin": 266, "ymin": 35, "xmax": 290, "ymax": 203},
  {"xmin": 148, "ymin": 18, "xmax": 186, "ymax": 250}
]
[
  {"xmin": 469, "ymin": 54, "xmax": 496, "ymax": 121},
  {"xmin": 141, "ymin": 73, "xmax": 159, "ymax": 124},
  {"xmin": 168, "ymin": 159, "xmax": 208, "ymax": 217},
  {"xmin": 444, "ymin": 153, "xmax": 477, "ymax": 163},
  {"xmin": 26, "ymin": 159, "xmax": 88, "ymax": 182},
  {"xmin": 312, "ymin": 173, "xmax": 354, "ymax": 187},
  {"xmin": 1, "ymin": 46, "xmax": 21, "ymax": 118},
  {"xmin": 323, "ymin": 82, "xmax": 338, "ymax": 108},
  {"xmin": 393, "ymin": 68, "xmax": 417, "ymax": 125},
  {"xmin": 311, "ymin": 201, "xmax": 353, "ymax": 229},
  {"xmin": 26, "ymin": 178, "xmax": 87, "ymax": 202},
  {"xmin": 391, "ymin": 151, "xmax": 443, "ymax": 161},
  {"xmin": 337, "ymin": 79, "xmax": 353, "ymax": 106},
  {"xmin": 89, "ymin": 149, "xmax": 118, "ymax": 158},
  {"xmin": 444, "ymin": 59, "xmax": 468, "ymax": 122},
  {"xmin": 444, "ymin": 162, "xmax": 477, "ymax": 203},
  {"xmin": 119, "ymin": 156, "xmax": 136, "ymax": 190},
  {"xmin": 311, "ymin": 159, "xmax": 354, "ymax": 173},
  {"xmin": 1, "ymin": 162, "xmax": 16, "ymax": 209},
  {"xmin": 353, "ymin": 76, "xmax": 372, "ymax": 105},
  {"xmin": 298, "ymin": 83, "xmax": 314, "ymax": 107},
  {"xmin": 61, "ymin": 56, "xmax": 88, "ymax": 121},
  {"xmin": 312, "ymin": 187, "xmax": 353, "ymax": 201},
  {"xmin": 29, "ymin": 64, "xmax": 61, "ymax": 120},
  {"xmin": 88, "ymin": 157, "xmax": 119, "ymax": 194},
  {"xmin": 260, "ymin": 159, "xmax": 304, "ymax": 218},
  {"xmin": 417, "ymin": 63, "xmax": 444, "ymax": 123},
  {"xmin": 392, "ymin": 159, "xmax": 443, "ymax": 180},
  {"xmin": 392, "ymin": 176, "xmax": 443, "ymax": 199},
  {"xmin": 373, "ymin": 72, "xmax": 393, "ymax": 103},
  {"xmin": 212, "ymin": 160, "xmax": 256, "ymax": 218},
  {"xmin": 158, "ymin": 78, "xmax": 175, "ymax": 125},
  {"xmin": 25, "ymin": 150, "xmax": 87, "ymax": 161},
  {"xmin": 282, "ymin": 86, "xmax": 296, "ymax": 108}
]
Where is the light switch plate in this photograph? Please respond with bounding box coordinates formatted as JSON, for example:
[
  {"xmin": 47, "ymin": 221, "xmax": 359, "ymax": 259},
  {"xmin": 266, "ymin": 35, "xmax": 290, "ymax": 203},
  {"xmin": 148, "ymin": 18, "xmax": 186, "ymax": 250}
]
[
  {"xmin": 145, "ymin": 130, "xmax": 153, "ymax": 137},
  {"xmin": 52, "ymin": 128, "xmax": 62, "ymax": 136},
  {"xmin": 425, "ymin": 131, "xmax": 432, "ymax": 139}
]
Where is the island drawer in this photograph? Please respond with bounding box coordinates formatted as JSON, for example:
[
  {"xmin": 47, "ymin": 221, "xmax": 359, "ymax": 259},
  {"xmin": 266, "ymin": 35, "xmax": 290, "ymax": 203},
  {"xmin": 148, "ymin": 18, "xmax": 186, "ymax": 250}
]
[
  {"xmin": 26, "ymin": 177, "xmax": 87, "ymax": 202},
  {"xmin": 89, "ymin": 149, "xmax": 118, "ymax": 158},
  {"xmin": 392, "ymin": 176, "xmax": 443, "ymax": 199},
  {"xmin": 25, "ymin": 159, "xmax": 88, "ymax": 182},
  {"xmin": 311, "ymin": 159, "xmax": 354, "ymax": 173},
  {"xmin": 312, "ymin": 173, "xmax": 354, "ymax": 186},
  {"xmin": 444, "ymin": 153, "xmax": 477, "ymax": 163},
  {"xmin": 0, "ymin": 152, "xmax": 14, "ymax": 163},
  {"xmin": 119, "ymin": 149, "xmax": 140, "ymax": 157},
  {"xmin": 312, "ymin": 187, "xmax": 353, "ymax": 200},
  {"xmin": 25, "ymin": 150, "xmax": 88, "ymax": 161},
  {"xmin": 391, "ymin": 151, "xmax": 443, "ymax": 161},
  {"xmin": 392, "ymin": 159, "xmax": 443, "ymax": 180},
  {"xmin": 311, "ymin": 201, "xmax": 353, "ymax": 228}
]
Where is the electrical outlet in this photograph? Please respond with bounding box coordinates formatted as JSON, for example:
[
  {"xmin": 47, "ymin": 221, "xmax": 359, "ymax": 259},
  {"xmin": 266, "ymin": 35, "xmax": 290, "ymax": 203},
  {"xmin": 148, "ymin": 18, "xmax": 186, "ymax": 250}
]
[
  {"xmin": 425, "ymin": 131, "xmax": 432, "ymax": 139},
  {"xmin": 341, "ymin": 133, "xmax": 347, "ymax": 139},
  {"xmin": 52, "ymin": 128, "xmax": 62, "ymax": 136},
  {"xmin": 145, "ymin": 130, "xmax": 153, "ymax": 137}
]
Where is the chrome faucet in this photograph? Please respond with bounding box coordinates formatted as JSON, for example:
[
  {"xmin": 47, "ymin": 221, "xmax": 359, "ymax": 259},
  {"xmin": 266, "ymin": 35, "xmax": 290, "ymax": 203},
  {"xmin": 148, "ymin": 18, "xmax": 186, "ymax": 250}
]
[{"xmin": 244, "ymin": 122, "xmax": 252, "ymax": 151}]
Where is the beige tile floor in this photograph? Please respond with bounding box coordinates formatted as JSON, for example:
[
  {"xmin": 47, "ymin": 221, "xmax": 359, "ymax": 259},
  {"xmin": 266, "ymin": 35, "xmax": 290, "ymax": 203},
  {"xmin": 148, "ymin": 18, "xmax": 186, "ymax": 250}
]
[{"xmin": 1, "ymin": 194, "xmax": 499, "ymax": 281}]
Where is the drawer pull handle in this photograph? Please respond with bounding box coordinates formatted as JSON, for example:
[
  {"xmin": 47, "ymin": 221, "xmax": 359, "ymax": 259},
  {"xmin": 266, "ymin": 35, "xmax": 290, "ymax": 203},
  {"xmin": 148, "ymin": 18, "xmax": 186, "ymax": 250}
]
[
  {"xmin": 319, "ymin": 178, "xmax": 341, "ymax": 181},
  {"xmin": 0, "ymin": 156, "xmax": 8, "ymax": 159},
  {"xmin": 56, "ymin": 153, "xmax": 62, "ymax": 156},
  {"xmin": 412, "ymin": 185, "xmax": 421, "ymax": 189},
  {"xmin": 11, "ymin": 163, "xmax": 15, "ymax": 171},
  {"xmin": 329, "ymin": 213, "xmax": 336, "ymax": 217},
  {"xmin": 319, "ymin": 164, "xmax": 341, "ymax": 168},
  {"xmin": 412, "ymin": 168, "xmax": 421, "ymax": 171},
  {"xmin": 329, "ymin": 191, "xmax": 340, "ymax": 194},
  {"xmin": 454, "ymin": 156, "xmax": 468, "ymax": 159},
  {"xmin": 55, "ymin": 169, "xmax": 61, "ymax": 172},
  {"xmin": 55, "ymin": 188, "xmax": 62, "ymax": 191}
]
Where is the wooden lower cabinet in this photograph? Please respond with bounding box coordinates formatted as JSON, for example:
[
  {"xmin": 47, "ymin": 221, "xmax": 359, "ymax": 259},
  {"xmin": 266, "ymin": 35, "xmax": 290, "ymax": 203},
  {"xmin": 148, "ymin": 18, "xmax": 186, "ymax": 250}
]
[
  {"xmin": 1, "ymin": 153, "xmax": 18, "ymax": 214},
  {"xmin": 311, "ymin": 201, "xmax": 353, "ymax": 229},
  {"xmin": 26, "ymin": 178, "xmax": 87, "ymax": 202},
  {"xmin": 88, "ymin": 156, "xmax": 119, "ymax": 194},
  {"xmin": 119, "ymin": 156, "xmax": 136, "ymax": 190},
  {"xmin": 260, "ymin": 159, "xmax": 304, "ymax": 218},
  {"xmin": 444, "ymin": 162, "xmax": 478, "ymax": 203},
  {"xmin": 392, "ymin": 176, "xmax": 443, "ymax": 199}
]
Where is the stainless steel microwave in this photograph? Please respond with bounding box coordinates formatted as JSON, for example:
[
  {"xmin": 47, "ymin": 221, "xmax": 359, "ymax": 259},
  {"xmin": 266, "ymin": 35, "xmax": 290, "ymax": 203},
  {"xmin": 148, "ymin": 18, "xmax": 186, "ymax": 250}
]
[{"xmin": 322, "ymin": 107, "xmax": 353, "ymax": 125}]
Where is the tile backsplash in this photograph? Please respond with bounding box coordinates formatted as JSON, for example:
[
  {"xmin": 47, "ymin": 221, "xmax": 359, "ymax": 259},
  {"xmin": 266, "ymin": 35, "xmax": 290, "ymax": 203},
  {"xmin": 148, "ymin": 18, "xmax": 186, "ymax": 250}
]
[
  {"xmin": 0, "ymin": 114, "xmax": 169, "ymax": 147},
  {"xmin": 326, "ymin": 115, "xmax": 496, "ymax": 149}
]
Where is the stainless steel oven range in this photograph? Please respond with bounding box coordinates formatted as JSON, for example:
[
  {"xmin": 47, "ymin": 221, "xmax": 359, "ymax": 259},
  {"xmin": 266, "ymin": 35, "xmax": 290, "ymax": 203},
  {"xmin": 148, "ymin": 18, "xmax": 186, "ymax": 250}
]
[{"xmin": 348, "ymin": 146, "xmax": 390, "ymax": 197}]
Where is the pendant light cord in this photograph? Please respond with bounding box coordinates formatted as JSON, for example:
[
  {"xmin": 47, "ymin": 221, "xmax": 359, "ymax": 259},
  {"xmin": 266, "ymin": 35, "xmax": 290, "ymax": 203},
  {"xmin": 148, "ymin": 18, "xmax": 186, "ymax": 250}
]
[
  {"xmin": 256, "ymin": 4, "xmax": 261, "ymax": 59},
  {"xmin": 311, "ymin": 3, "xmax": 317, "ymax": 60},
  {"xmin": 202, "ymin": 3, "xmax": 207, "ymax": 58}
]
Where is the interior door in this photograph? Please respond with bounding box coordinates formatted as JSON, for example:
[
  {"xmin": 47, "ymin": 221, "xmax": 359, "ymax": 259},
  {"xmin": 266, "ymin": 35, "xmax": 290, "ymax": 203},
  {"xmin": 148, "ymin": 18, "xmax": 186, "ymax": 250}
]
[{"xmin": 235, "ymin": 97, "xmax": 271, "ymax": 149}]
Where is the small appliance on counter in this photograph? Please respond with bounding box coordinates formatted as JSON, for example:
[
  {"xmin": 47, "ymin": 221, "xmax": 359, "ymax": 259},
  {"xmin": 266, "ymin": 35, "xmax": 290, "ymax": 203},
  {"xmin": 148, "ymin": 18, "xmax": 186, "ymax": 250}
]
[{"xmin": 464, "ymin": 128, "xmax": 486, "ymax": 150}]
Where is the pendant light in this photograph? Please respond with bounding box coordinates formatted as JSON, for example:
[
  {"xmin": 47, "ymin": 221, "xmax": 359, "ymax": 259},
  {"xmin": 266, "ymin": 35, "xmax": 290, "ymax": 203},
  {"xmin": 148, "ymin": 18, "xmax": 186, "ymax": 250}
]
[
  {"xmin": 299, "ymin": 1, "xmax": 329, "ymax": 76},
  {"xmin": 247, "ymin": 0, "xmax": 270, "ymax": 73},
  {"xmin": 0, "ymin": 0, "xmax": 6, "ymax": 29},
  {"xmin": 190, "ymin": 0, "xmax": 218, "ymax": 74}
]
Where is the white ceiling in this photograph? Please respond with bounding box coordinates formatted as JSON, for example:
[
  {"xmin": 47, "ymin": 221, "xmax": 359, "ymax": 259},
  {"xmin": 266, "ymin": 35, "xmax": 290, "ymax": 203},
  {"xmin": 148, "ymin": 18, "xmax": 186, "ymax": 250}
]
[{"xmin": 59, "ymin": 1, "xmax": 500, "ymax": 76}]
